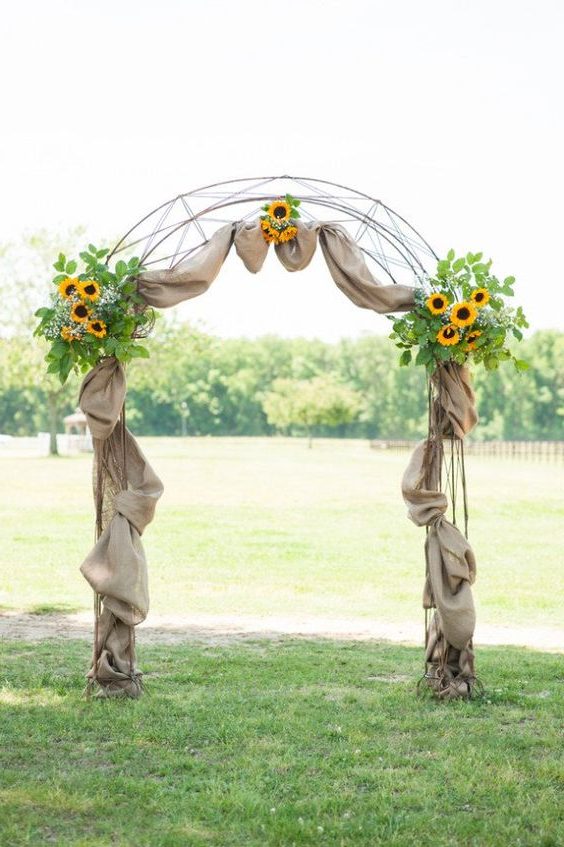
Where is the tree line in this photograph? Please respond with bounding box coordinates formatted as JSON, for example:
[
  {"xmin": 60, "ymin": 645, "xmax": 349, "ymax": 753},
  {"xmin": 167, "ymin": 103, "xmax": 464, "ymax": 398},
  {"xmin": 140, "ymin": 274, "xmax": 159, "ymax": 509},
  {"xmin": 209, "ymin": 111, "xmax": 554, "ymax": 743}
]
[{"xmin": 0, "ymin": 324, "xmax": 562, "ymax": 441}]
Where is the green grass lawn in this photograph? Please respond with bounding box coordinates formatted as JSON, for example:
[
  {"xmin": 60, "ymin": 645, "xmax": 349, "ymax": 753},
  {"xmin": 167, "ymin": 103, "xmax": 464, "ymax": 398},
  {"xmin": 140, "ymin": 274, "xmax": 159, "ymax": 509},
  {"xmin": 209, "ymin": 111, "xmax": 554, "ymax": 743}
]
[
  {"xmin": 1, "ymin": 437, "xmax": 563, "ymax": 630},
  {"xmin": 1, "ymin": 638, "xmax": 562, "ymax": 847},
  {"xmin": 1, "ymin": 438, "xmax": 563, "ymax": 845}
]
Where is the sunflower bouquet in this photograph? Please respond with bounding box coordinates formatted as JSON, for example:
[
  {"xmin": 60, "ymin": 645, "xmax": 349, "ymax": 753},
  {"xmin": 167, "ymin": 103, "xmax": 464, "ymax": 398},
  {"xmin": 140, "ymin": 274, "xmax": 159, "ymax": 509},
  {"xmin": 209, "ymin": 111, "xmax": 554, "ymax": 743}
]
[
  {"xmin": 34, "ymin": 244, "xmax": 153, "ymax": 384},
  {"xmin": 390, "ymin": 250, "xmax": 529, "ymax": 372},
  {"xmin": 260, "ymin": 194, "xmax": 301, "ymax": 244}
]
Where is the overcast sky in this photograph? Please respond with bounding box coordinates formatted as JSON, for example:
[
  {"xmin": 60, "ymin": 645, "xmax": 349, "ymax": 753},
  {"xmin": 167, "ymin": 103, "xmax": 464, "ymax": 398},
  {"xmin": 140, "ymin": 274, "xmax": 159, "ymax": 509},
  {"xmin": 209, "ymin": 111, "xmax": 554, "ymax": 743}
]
[{"xmin": 2, "ymin": 0, "xmax": 563, "ymax": 339}]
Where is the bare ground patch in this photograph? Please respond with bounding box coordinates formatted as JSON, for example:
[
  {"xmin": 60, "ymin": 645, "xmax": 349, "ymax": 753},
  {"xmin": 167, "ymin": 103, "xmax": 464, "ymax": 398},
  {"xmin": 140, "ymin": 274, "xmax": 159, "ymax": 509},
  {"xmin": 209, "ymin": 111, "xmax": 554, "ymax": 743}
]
[{"xmin": 0, "ymin": 610, "xmax": 562, "ymax": 651}]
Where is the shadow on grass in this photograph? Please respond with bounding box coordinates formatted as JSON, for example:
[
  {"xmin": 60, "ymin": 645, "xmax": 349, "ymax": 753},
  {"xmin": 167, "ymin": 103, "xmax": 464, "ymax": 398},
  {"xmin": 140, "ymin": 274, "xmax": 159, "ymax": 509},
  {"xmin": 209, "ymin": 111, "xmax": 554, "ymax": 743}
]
[{"xmin": 0, "ymin": 638, "xmax": 562, "ymax": 847}]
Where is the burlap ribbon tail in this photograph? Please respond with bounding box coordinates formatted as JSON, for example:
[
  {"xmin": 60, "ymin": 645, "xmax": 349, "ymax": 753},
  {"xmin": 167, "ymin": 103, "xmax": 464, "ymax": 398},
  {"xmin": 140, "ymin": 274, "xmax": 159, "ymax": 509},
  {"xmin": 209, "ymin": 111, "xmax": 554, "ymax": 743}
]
[
  {"xmin": 79, "ymin": 358, "xmax": 163, "ymax": 697},
  {"xmin": 402, "ymin": 363, "xmax": 479, "ymax": 699}
]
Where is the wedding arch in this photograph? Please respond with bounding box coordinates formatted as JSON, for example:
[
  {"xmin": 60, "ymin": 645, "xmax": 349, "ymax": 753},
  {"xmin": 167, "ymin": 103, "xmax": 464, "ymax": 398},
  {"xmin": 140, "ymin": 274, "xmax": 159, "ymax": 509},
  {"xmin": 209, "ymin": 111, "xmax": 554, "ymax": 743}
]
[{"xmin": 71, "ymin": 176, "xmax": 482, "ymax": 701}]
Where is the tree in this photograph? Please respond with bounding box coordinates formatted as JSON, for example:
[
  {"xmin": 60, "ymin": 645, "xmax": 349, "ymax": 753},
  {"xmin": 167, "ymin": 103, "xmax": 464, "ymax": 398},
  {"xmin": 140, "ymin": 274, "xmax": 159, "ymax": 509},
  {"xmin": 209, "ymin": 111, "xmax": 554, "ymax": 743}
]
[
  {"xmin": 0, "ymin": 228, "xmax": 90, "ymax": 453},
  {"xmin": 262, "ymin": 375, "xmax": 363, "ymax": 447}
]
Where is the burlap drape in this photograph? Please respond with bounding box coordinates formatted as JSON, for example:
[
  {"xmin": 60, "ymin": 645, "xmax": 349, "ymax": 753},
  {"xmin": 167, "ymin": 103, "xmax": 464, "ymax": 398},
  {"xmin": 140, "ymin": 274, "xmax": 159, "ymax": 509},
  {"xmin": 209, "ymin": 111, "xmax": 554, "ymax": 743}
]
[
  {"xmin": 79, "ymin": 358, "xmax": 163, "ymax": 697},
  {"xmin": 402, "ymin": 363, "xmax": 478, "ymax": 699},
  {"xmin": 137, "ymin": 221, "xmax": 416, "ymax": 313},
  {"xmin": 78, "ymin": 220, "xmax": 478, "ymax": 700}
]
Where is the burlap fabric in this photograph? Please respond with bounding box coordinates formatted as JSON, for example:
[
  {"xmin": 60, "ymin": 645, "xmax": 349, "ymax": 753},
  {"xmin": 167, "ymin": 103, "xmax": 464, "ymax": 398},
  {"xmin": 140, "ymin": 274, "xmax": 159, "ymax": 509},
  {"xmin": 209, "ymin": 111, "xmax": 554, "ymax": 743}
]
[
  {"xmin": 77, "ymin": 221, "xmax": 478, "ymax": 700},
  {"xmin": 402, "ymin": 363, "xmax": 478, "ymax": 699},
  {"xmin": 79, "ymin": 358, "xmax": 163, "ymax": 697},
  {"xmin": 137, "ymin": 220, "xmax": 416, "ymax": 313}
]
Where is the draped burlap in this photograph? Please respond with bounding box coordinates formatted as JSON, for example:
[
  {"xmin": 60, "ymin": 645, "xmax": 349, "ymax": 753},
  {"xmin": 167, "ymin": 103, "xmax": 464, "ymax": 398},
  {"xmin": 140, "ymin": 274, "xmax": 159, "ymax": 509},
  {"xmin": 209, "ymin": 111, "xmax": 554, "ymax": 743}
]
[
  {"xmin": 402, "ymin": 363, "xmax": 479, "ymax": 699},
  {"xmin": 79, "ymin": 358, "xmax": 163, "ymax": 697},
  {"xmin": 77, "ymin": 220, "xmax": 480, "ymax": 701},
  {"xmin": 137, "ymin": 221, "xmax": 416, "ymax": 313}
]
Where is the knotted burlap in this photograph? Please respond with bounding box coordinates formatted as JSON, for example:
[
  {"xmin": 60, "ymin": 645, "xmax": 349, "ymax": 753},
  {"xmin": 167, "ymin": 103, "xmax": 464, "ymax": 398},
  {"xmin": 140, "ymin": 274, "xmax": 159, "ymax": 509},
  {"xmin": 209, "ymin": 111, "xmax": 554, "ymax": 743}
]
[
  {"xmin": 79, "ymin": 358, "xmax": 163, "ymax": 697},
  {"xmin": 402, "ymin": 363, "xmax": 479, "ymax": 699},
  {"xmin": 137, "ymin": 220, "xmax": 416, "ymax": 313}
]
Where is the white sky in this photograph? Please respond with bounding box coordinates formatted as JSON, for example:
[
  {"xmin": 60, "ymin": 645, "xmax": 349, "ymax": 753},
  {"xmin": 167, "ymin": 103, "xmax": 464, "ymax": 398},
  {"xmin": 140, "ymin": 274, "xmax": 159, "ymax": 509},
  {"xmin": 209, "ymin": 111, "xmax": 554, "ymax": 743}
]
[{"xmin": 2, "ymin": 0, "xmax": 563, "ymax": 339}]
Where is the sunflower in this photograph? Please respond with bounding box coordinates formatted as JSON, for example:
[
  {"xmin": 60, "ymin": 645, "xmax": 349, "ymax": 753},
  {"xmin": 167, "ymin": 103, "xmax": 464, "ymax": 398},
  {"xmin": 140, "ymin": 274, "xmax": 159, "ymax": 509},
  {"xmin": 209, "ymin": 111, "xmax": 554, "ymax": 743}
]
[
  {"xmin": 437, "ymin": 325, "xmax": 460, "ymax": 346},
  {"xmin": 267, "ymin": 199, "xmax": 291, "ymax": 222},
  {"xmin": 426, "ymin": 292, "xmax": 449, "ymax": 314},
  {"xmin": 61, "ymin": 326, "xmax": 78, "ymax": 342},
  {"xmin": 466, "ymin": 330, "xmax": 482, "ymax": 350},
  {"xmin": 87, "ymin": 318, "xmax": 107, "ymax": 339},
  {"xmin": 260, "ymin": 219, "xmax": 278, "ymax": 243},
  {"xmin": 58, "ymin": 277, "xmax": 79, "ymax": 300},
  {"xmin": 277, "ymin": 225, "xmax": 298, "ymax": 244},
  {"xmin": 78, "ymin": 279, "xmax": 101, "ymax": 301},
  {"xmin": 450, "ymin": 301, "xmax": 477, "ymax": 327},
  {"xmin": 470, "ymin": 288, "xmax": 490, "ymax": 308},
  {"xmin": 70, "ymin": 301, "xmax": 91, "ymax": 323}
]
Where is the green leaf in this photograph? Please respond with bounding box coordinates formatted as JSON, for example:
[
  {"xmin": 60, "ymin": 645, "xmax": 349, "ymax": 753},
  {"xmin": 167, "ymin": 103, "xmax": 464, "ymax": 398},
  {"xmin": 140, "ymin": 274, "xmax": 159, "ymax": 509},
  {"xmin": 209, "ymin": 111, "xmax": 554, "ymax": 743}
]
[
  {"xmin": 415, "ymin": 347, "xmax": 433, "ymax": 366},
  {"xmin": 65, "ymin": 260, "xmax": 77, "ymax": 275},
  {"xmin": 289, "ymin": 209, "xmax": 300, "ymax": 219},
  {"xmin": 129, "ymin": 345, "xmax": 151, "ymax": 359},
  {"xmin": 35, "ymin": 307, "xmax": 54, "ymax": 318},
  {"xmin": 53, "ymin": 253, "xmax": 66, "ymax": 272},
  {"xmin": 452, "ymin": 258, "xmax": 466, "ymax": 273},
  {"xmin": 399, "ymin": 350, "xmax": 412, "ymax": 367},
  {"xmin": 447, "ymin": 248, "xmax": 455, "ymax": 262},
  {"xmin": 514, "ymin": 359, "xmax": 529, "ymax": 371},
  {"xmin": 512, "ymin": 328, "xmax": 523, "ymax": 341},
  {"xmin": 115, "ymin": 260, "xmax": 128, "ymax": 277}
]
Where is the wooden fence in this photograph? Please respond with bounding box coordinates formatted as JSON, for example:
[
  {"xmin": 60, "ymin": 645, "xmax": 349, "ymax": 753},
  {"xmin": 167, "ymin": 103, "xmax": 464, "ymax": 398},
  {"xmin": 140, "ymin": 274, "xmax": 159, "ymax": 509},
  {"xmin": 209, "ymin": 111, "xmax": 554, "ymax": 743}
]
[{"xmin": 369, "ymin": 439, "xmax": 564, "ymax": 462}]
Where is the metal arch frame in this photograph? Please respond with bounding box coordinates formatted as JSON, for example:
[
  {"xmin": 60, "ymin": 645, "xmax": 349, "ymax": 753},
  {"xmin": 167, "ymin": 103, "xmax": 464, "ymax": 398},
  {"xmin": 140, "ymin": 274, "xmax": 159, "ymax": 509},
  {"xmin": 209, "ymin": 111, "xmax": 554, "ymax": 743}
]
[{"xmin": 109, "ymin": 175, "xmax": 438, "ymax": 286}]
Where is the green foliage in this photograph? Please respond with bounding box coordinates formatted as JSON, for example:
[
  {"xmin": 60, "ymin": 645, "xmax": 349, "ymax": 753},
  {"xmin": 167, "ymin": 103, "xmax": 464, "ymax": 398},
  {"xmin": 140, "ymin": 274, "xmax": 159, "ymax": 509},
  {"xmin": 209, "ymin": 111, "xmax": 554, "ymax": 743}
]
[
  {"xmin": 34, "ymin": 245, "xmax": 153, "ymax": 384},
  {"xmin": 390, "ymin": 251, "xmax": 529, "ymax": 374},
  {"xmin": 262, "ymin": 375, "xmax": 363, "ymax": 438},
  {"xmin": 3, "ymin": 327, "xmax": 563, "ymax": 441}
]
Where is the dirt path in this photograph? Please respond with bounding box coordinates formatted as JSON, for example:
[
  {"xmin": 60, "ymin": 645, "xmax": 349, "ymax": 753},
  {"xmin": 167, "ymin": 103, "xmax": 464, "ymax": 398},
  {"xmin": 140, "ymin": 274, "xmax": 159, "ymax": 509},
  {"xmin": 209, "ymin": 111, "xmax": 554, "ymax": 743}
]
[{"xmin": 1, "ymin": 611, "xmax": 562, "ymax": 652}]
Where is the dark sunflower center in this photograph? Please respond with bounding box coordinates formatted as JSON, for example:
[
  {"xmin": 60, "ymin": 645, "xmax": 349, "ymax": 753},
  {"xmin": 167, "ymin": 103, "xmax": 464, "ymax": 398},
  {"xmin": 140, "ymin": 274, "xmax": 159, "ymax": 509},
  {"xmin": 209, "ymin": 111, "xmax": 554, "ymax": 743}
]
[
  {"xmin": 92, "ymin": 322, "xmax": 102, "ymax": 331},
  {"xmin": 65, "ymin": 284, "xmax": 76, "ymax": 296},
  {"xmin": 75, "ymin": 305, "xmax": 88, "ymax": 317},
  {"xmin": 457, "ymin": 307, "xmax": 470, "ymax": 320},
  {"xmin": 273, "ymin": 205, "xmax": 287, "ymax": 219},
  {"xmin": 474, "ymin": 292, "xmax": 484, "ymax": 302},
  {"xmin": 432, "ymin": 297, "xmax": 444, "ymax": 308},
  {"xmin": 444, "ymin": 327, "xmax": 456, "ymax": 338},
  {"xmin": 84, "ymin": 284, "xmax": 97, "ymax": 295}
]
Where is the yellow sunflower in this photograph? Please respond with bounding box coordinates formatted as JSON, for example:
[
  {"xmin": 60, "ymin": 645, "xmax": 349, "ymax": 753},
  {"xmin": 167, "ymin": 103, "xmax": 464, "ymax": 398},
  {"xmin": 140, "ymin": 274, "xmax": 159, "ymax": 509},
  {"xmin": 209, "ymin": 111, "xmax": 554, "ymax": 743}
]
[
  {"xmin": 61, "ymin": 326, "xmax": 78, "ymax": 342},
  {"xmin": 426, "ymin": 292, "xmax": 449, "ymax": 314},
  {"xmin": 466, "ymin": 330, "xmax": 482, "ymax": 350},
  {"xmin": 78, "ymin": 279, "xmax": 101, "ymax": 301},
  {"xmin": 437, "ymin": 325, "xmax": 460, "ymax": 346},
  {"xmin": 450, "ymin": 301, "xmax": 477, "ymax": 327},
  {"xmin": 260, "ymin": 219, "xmax": 278, "ymax": 243},
  {"xmin": 470, "ymin": 288, "xmax": 490, "ymax": 308},
  {"xmin": 87, "ymin": 318, "xmax": 107, "ymax": 339},
  {"xmin": 277, "ymin": 225, "xmax": 298, "ymax": 243},
  {"xmin": 58, "ymin": 277, "xmax": 79, "ymax": 300},
  {"xmin": 70, "ymin": 302, "xmax": 91, "ymax": 323},
  {"xmin": 267, "ymin": 199, "xmax": 291, "ymax": 223}
]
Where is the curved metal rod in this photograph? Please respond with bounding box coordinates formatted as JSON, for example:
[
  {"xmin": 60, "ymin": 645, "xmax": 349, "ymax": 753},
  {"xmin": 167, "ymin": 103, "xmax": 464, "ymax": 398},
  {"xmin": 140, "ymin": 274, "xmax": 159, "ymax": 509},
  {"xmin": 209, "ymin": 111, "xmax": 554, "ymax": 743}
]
[
  {"xmin": 135, "ymin": 193, "xmax": 428, "ymax": 282},
  {"xmin": 109, "ymin": 174, "xmax": 437, "ymax": 266}
]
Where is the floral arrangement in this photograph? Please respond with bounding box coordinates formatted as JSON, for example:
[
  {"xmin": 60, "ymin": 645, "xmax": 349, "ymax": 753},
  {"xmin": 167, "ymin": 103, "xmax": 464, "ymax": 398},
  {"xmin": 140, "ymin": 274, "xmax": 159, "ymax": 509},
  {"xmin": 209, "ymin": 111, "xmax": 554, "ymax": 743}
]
[
  {"xmin": 389, "ymin": 250, "xmax": 529, "ymax": 372},
  {"xmin": 34, "ymin": 244, "xmax": 153, "ymax": 384},
  {"xmin": 260, "ymin": 194, "xmax": 301, "ymax": 244}
]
